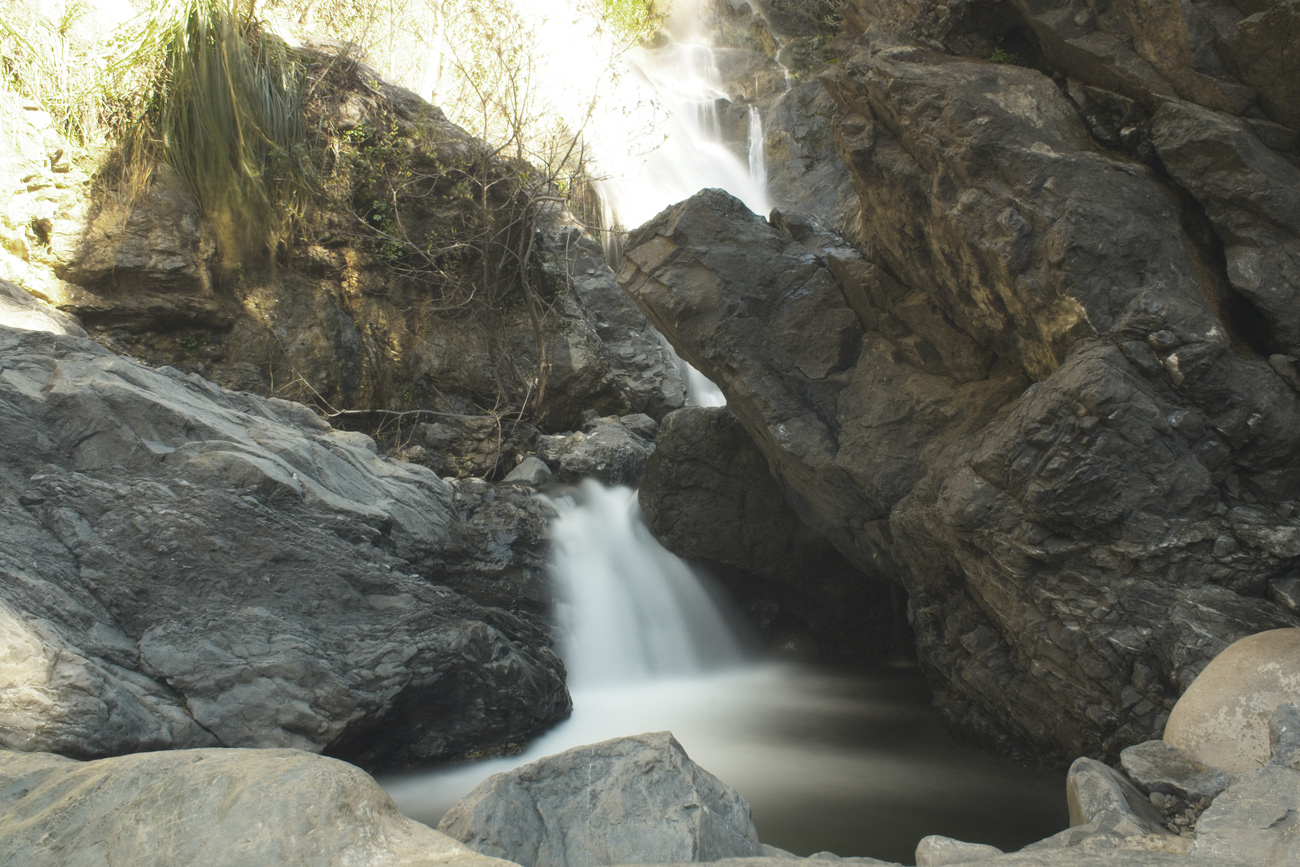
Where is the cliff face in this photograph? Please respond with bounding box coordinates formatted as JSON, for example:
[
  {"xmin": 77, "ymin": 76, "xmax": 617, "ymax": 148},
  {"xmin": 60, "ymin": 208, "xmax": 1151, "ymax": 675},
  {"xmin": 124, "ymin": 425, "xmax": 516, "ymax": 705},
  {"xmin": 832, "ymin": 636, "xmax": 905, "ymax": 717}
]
[{"xmin": 620, "ymin": 0, "xmax": 1300, "ymax": 762}]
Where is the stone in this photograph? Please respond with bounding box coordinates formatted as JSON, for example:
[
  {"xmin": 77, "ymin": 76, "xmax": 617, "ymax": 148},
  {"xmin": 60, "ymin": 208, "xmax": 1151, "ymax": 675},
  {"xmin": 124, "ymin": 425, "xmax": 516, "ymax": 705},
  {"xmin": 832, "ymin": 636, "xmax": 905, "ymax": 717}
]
[
  {"xmin": 1164, "ymin": 628, "xmax": 1300, "ymax": 777},
  {"xmin": 0, "ymin": 326, "xmax": 568, "ymax": 769},
  {"xmin": 1269, "ymin": 703, "xmax": 1300, "ymax": 770},
  {"xmin": 503, "ymin": 455, "xmax": 554, "ymax": 486},
  {"xmin": 534, "ymin": 414, "xmax": 657, "ymax": 486},
  {"xmin": 0, "ymin": 747, "xmax": 511, "ymax": 867},
  {"xmin": 620, "ymin": 183, "xmax": 1299, "ymax": 763},
  {"xmin": 0, "ymin": 277, "xmax": 86, "ymax": 337},
  {"xmin": 438, "ymin": 731, "xmax": 764, "ymax": 867},
  {"xmin": 1188, "ymin": 765, "xmax": 1300, "ymax": 866},
  {"xmin": 639, "ymin": 405, "xmax": 904, "ymax": 664},
  {"xmin": 1119, "ymin": 740, "xmax": 1230, "ymax": 803},
  {"xmin": 1065, "ymin": 758, "xmax": 1173, "ymax": 839},
  {"xmin": 914, "ymin": 835, "xmax": 1003, "ymax": 865}
]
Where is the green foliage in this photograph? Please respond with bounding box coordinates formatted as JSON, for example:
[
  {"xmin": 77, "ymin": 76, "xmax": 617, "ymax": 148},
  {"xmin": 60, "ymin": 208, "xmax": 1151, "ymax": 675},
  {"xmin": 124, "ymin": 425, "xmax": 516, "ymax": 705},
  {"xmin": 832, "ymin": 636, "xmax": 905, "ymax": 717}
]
[
  {"xmin": 988, "ymin": 37, "xmax": 1023, "ymax": 66},
  {"xmin": 600, "ymin": 0, "xmax": 665, "ymax": 44},
  {"xmin": 121, "ymin": 0, "xmax": 312, "ymax": 262}
]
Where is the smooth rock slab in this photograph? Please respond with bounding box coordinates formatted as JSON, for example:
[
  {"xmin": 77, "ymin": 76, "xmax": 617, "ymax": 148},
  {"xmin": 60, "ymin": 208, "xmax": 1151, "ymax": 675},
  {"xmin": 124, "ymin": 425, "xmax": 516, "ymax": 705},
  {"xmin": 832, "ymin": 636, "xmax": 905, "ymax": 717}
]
[
  {"xmin": 1165, "ymin": 628, "xmax": 1300, "ymax": 777},
  {"xmin": 438, "ymin": 731, "xmax": 764, "ymax": 867},
  {"xmin": 1188, "ymin": 765, "xmax": 1300, "ymax": 866},
  {"xmin": 0, "ymin": 747, "xmax": 510, "ymax": 867}
]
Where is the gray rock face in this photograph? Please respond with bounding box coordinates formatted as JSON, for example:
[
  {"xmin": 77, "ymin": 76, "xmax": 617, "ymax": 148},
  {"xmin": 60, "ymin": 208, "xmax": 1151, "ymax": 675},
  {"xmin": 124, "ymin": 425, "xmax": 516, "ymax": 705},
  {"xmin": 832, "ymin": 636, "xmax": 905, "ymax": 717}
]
[
  {"xmin": 619, "ymin": 0, "xmax": 1300, "ymax": 760},
  {"xmin": 0, "ymin": 747, "xmax": 511, "ymax": 867},
  {"xmin": 0, "ymin": 325, "xmax": 568, "ymax": 769},
  {"xmin": 1269, "ymin": 703, "xmax": 1300, "ymax": 771},
  {"xmin": 1119, "ymin": 741, "xmax": 1229, "ymax": 804},
  {"xmin": 1066, "ymin": 758, "xmax": 1173, "ymax": 840},
  {"xmin": 438, "ymin": 731, "xmax": 764, "ymax": 867},
  {"xmin": 535, "ymin": 414, "xmax": 658, "ymax": 486},
  {"xmin": 1189, "ymin": 765, "xmax": 1300, "ymax": 866},
  {"xmin": 639, "ymin": 406, "xmax": 905, "ymax": 664}
]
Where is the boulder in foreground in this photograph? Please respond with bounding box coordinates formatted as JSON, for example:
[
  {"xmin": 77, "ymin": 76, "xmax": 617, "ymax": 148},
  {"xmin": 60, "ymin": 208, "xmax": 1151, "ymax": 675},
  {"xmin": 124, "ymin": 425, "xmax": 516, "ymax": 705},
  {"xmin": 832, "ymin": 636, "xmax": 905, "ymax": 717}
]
[
  {"xmin": 0, "ymin": 747, "xmax": 512, "ymax": 867},
  {"xmin": 439, "ymin": 731, "xmax": 764, "ymax": 867}
]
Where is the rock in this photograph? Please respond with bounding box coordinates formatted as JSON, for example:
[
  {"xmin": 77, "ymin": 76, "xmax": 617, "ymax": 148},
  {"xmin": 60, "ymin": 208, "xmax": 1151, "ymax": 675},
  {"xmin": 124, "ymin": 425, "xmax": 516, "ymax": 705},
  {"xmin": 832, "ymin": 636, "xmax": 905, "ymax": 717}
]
[
  {"xmin": 1150, "ymin": 98, "xmax": 1300, "ymax": 357},
  {"xmin": 914, "ymin": 835, "xmax": 1003, "ymax": 865},
  {"xmin": 438, "ymin": 731, "xmax": 764, "ymax": 867},
  {"xmin": 0, "ymin": 747, "xmax": 509, "ymax": 867},
  {"xmin": 1065, "ymin": 758, "xmax": 1173, "ymax": 839},
  {"xmin": 1119, "ymin": 740, "xmax": 1230, "ymax": 804},
  {"xmin": 0, "ymin": 325, "xmax": 568, "ymax": 769},
  {"xmin": 1269, "ymin": 703, "xmax": 1300, "ymax": 770},
  {"xmin": 619, "ymin": 16, "xmax": 1300, "ymax": 758},
  {"xmin": 639, "ymin": 406, "xmax": 905, "ymax": 664},
  {"xmin": 535, "ymin": 414, "xmax": 657, "ymax": 486},
  {"xmin": 1164, "ymin": 628, "xmax": 1300, "ymax": 777},
  {"xmin": 0, "ymin": 277, "xmax": 85, "ymax": 337},
  {"xmin": 1188, "ymin": 765, "xmax": 1300, "ymax": 866},
  {"xmin": 406, "ymin": 414, "xmax": 541, "ymax": 480},
  {"xmin": 504, "ymin": 456, "xmax": 554, "ymax": 487}
]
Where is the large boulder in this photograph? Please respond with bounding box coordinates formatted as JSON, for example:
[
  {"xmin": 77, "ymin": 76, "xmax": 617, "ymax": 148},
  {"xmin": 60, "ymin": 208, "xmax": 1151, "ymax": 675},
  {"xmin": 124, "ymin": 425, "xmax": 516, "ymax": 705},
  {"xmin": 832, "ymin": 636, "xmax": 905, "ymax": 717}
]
[
  {"xmin": 639, "ymin": 405, "xmax": 905, "ymax": 663},
  {"xmin": 1164, "ymin": 628, "xmax": 1300, "ymax": 777},
  {"xmin": 619, "ymin": 183, "xmax": 1299, "ymax": 762},
  {"xmin": 0, "ymin": 747, "xmax": 512, "ymax": 867},
  {"xmin": 0, "ymin": 324, "xmax": 568, "ymax": 769},
  {"xmin": 438, "ymin": 732, "xmax": 764, "ymax": 867}
]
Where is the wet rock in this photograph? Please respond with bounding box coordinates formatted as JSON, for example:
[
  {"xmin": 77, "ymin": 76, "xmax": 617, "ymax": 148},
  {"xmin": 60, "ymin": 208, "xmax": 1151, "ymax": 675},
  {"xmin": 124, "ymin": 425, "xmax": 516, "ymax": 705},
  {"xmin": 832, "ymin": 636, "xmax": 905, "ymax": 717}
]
[
  {"xmin": 914, "ymin": 835, "xmax": 1003, "ymax": 865},
  {"xmin": 1165, "ymin": 628, "xmax": 1300, "ymax": 777},
  {"xmin": 535, "ymin": 414, "xmax": 657, "ymax": 486},
  {"xmin": 0, "ymin": 326, "xmax": 568, "ymax": 769},
  {"xmin": 438, "ymin": 731, "xmax": 764, "ymax": 867},
  {"xmin": 0, "ymin": 747, "xmax": 504, "ymax": 867},
  {"xmin": 1188, "ymin": 765, "xmax": 1300, "ymax": 866},
  {"xmin": 1119, "ymin": 740, "xmax": 1230, "ymax": 804}
]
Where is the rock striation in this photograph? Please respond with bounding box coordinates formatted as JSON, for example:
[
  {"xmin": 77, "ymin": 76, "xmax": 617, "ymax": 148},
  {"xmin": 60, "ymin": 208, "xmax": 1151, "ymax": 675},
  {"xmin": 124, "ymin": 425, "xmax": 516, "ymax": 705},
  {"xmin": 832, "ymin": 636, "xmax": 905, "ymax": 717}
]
[
  {"xmin": 619, "ymin": 0, "xmax": 1300, "ymax": 764},
  {"xmin": 0, "ymin": 323, "xmax": 569, "ymax": 769}
]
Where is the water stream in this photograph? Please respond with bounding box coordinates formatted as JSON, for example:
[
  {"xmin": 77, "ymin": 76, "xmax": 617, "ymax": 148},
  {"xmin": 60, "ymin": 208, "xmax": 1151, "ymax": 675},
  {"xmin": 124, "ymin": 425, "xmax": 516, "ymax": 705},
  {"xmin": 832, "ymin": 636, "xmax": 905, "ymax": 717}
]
[{"xmin": 381, "ymin": 484, "xmax": 1067, "ymax": 864}]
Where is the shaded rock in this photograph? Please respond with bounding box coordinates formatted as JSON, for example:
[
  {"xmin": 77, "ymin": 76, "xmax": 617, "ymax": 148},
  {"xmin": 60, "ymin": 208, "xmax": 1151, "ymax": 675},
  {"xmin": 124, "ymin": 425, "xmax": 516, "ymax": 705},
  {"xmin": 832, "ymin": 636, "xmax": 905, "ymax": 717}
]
[
  {"xmin": 914, "ymin": 835, "xmax": 1003, "ymax": 866},
  {"xmin": 0, "ymin": 326, "xmax": 568, "ymax": 769},
  {"xmin": 1269, "ymin": 703, "xmax": 1300, "ymax": 770},
  {"xmin": 639, "ymin": 405, "xmax": 906, "ymax": 664},
  {"xmin": 0, "ymin": 747, "xmax": 509, "ymax": 867},
  {"xmin": 1150, "ymin": 98, "xmax": 1300, "ymax": 357},
  {"xmin": 405, "ymin": 414, "xmax": 541, "ymax": 480},
  {"xmin": 619, "ymin": 17, "xmax": 1300, "ymax": 758},
  {"xmin": 438, "ymin": 731, "xmax": 763, "ymax": 867},
  {"xmin": 1066, "ymin": 758, "xmax": 1173, "ymax": 839},
  {"xmin": 1165, "ymin": 628, "xmax": 1300, "ymax": 777},
  {"xmin": 535, "ymin": 414, "xmax": 657, "ymax": 486},
  {"xmin": 1119, "ymin": 740, "xmax": 1229, "ymax": 804},
  {"xmin": 609, "ymin": 859, "xmax": 898, "ymax": 867},
  {"xmin": 503, "ymin": 456, "xmax": 554, "ymax": 487},
  {"xmin": 761, "ymin": 82, "xmax": 857, "ymax": 232},
  {"xmin": 1188, "ymin": 765, "xmax": 1300, "ymax": 866}
]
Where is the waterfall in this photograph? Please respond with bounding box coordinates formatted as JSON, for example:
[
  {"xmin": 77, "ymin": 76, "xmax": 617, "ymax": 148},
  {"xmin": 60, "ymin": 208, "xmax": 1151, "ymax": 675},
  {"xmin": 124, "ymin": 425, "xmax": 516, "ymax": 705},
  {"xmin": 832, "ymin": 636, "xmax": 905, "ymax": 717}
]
[
  {"xmin": 549, "ymin": 481, "xmax": 745, "ymax": 686},
  {"xmin": 748, "ymin": 105, "xmax": 767, "ymax": 193}
]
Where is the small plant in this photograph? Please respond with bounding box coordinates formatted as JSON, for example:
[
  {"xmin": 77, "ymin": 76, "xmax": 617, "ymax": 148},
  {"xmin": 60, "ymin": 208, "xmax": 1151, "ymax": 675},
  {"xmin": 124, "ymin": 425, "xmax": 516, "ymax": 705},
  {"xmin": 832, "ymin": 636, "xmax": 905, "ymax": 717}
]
[{"xmin": 989, "ymin": 37, "xmax": 1023, "ymax": 66}]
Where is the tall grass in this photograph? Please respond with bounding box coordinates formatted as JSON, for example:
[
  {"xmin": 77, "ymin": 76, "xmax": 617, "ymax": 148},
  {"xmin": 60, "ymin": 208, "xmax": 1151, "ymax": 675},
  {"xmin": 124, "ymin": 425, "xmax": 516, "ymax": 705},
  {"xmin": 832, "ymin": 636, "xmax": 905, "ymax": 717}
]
[{"xmin": 120, "ymin": 0, "xmax": 312, "ymax": 262}]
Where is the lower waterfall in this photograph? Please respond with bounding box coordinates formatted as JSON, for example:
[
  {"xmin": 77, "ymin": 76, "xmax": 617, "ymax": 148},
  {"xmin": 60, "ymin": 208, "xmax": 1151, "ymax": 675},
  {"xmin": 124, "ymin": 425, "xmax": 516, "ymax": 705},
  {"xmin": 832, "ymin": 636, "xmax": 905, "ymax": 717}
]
[{"xmin": 379, "ymin": 482, "xmax": 1067, "ymax": 863}]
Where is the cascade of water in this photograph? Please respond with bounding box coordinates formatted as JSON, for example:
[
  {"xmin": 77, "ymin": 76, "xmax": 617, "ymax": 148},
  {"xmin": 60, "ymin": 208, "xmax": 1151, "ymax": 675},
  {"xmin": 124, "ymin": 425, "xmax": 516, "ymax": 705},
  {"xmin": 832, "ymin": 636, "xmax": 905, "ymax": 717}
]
[
  {"xmin": 748, "ymin": 105, "xmax": 767, "ymax": 193},
  {"xmin": 548, "ymin": 481, "xmax": 745, "ymax": 686}
]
